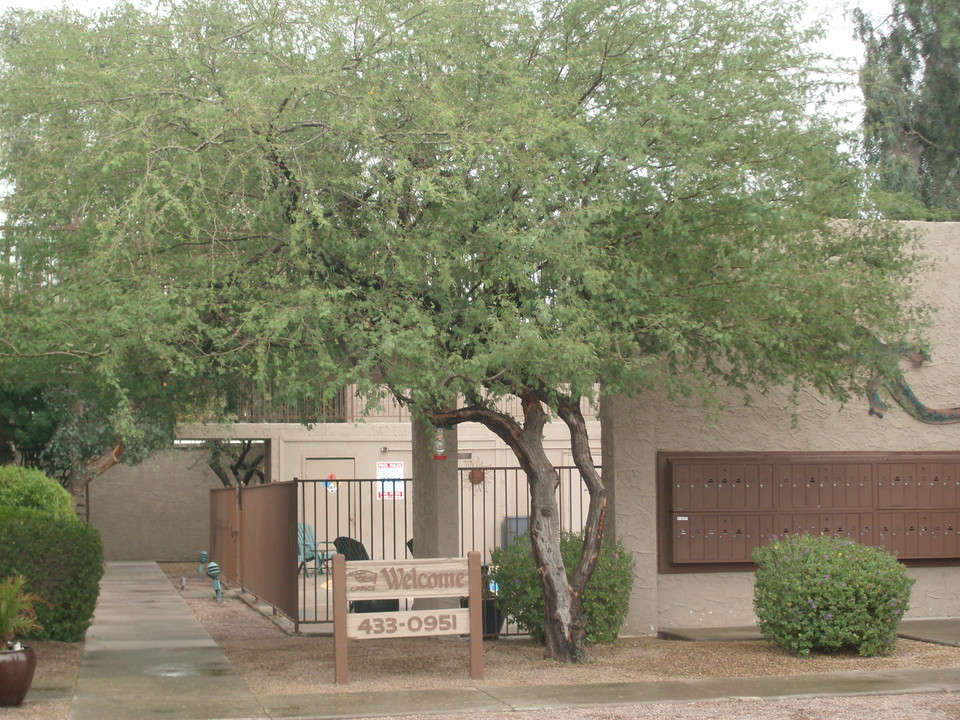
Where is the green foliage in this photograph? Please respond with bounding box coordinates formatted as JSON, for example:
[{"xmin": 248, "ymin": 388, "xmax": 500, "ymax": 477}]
[
  {"xmin": 856, "ymin": 0, "xmax": 960, "ymax": 219},
  {"xmin": 490, "ymin": 531, "xmax": 634, "ymax": 645},
  {"xmin": 0, "ymin": 384, "xmax": 59, "ymax": 467},
  {"xmin": 35, "ymin": 387, "xmax": 176, "ymax": 484},
  {"xmin": 0, "ymin": 0, "xmax": 928, "ymax": 660},
  {"xmin": 0, "ymin": 465, "xmax": 74, "ymax": 521},
  {"xmin": 0, "ymin": 379, "xmax": 186, "ymax": 495},
  {"xmin": 0, "ymin": 506, "xmax": 103, "ymax": 642},
  {"xmin": 0, "ymin": 574, "xmax": 44, "ymax": 645},
  {"xmin": 752, "ymin": 534, "xmax": 914, "ymax": 657},
  {"xmin": 0, "ymin": 0, "xmax": 925, "ymax": 421},
  {"xmin": 489, "ymin": 538, "xmax": 543, "ymax": 640}
]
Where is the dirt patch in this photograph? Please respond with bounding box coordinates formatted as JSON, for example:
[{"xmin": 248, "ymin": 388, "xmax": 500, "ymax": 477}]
[
  {"xmin": 159, "ymin": 562, "xmax": 960, "ymax": 697},
  {"xmin": 28, "ymin": 642, "xmax": 82, "ymax": 690}
]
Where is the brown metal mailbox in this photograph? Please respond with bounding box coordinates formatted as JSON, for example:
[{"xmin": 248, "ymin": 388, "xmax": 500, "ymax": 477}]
[
  {"xmin": 915, "ymin": 464, "xmax": 960, "ymax": 508},
  {"xmin": 662, "ymin": 453, "xmax": 960, "ymax": 568},
  {"xmin": 878, "ymin": 464, "xmax": 921, "ymax": 508},
  {"xmin": 816, "ymin": 463, "xmax": 873, "ymax": 509},
  {"xmin": 877, "ymin": 462, "xmax": 960, "ymax": 510},
  {"xmin": 776, "ymin": 465, "xmax": 873, "ymax": 510},
  {"xmin": 775, "ymin": 513, "xmax": 874, "ymax": 546},
  {"xmin": 878, "ymin": 511, "xmax": 960, "ymax": 559},
  {"xmin": 672, "ymin": 462, "xmax": 774, "ymax": 512},
  {"xmin": 672, "ymin": 513, "xmax": 775, "ymax": 563}
]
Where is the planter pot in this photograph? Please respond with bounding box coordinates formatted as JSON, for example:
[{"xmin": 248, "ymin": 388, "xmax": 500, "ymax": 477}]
[{"xmin": 0, "ymin": 646, "xmax": 37, "ymax": 707}]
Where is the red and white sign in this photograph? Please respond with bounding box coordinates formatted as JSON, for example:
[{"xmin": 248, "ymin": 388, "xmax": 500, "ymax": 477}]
[{"xmin": 376, "ymin": 461, "xmax": 405, "ymax": 500}]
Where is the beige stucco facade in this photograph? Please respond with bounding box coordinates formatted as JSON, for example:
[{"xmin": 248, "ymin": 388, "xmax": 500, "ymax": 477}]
[
  {"xmin": 91, "ymin": 416, "xmax": 600, "ymax": 561},
  {"xmin": 603, "ymin": 221, "xmax": 960, "ymax": 635},
  {"xmin": 91, "ymin": 221, "xmax": 960, "ymax": 637}
]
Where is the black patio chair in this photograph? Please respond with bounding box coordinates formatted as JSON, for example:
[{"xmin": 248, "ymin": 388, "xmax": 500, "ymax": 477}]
[
  {"xmin": 333, "ymin": 536, "xmax": 371, "ymax": 561},
  {"xmin": 333, "ymin": 536, "xmax": 399, "ymax": 613}
]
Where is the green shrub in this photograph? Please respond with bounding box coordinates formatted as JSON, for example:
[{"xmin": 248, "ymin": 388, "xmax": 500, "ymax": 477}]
[
  {"xmin": 489, "ymin": 530, "xmax": 634, "ymax": 645},
  {"xmin": 0, "ymin": 465, "xmax": 75, "ymax": 521},
  {"xmin": 752, "ymin": 533, "xmax": 914, "ymax": 657},
  {"xmin": 0, "ymin": 506, "xmax": 103, "ymax": 641}
]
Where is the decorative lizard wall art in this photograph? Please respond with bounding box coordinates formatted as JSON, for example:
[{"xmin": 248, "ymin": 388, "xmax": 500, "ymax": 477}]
[{"xmin": 868, "ymin": 344, "xmax": 960, "ymax": 424}]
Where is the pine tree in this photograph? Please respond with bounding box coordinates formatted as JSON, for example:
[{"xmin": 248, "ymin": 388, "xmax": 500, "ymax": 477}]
[{"xmin": 856, "ymin": 0, "xmax": 960, "ymax": 219}]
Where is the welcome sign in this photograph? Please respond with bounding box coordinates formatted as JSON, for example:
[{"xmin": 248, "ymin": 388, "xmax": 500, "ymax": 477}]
[
  {"xmin": 332, "ymin": 552, "xmax": 484, "ymax": 684},
  {"xmin": 345, "ymin": 560, "xmax": 470, "ymax": 597}
]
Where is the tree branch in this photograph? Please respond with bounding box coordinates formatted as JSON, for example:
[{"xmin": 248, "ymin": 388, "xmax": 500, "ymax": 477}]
[
  {"xmin": 0, "ymin": 339, "xmax": 110, "ymax": 359},
  {"xmin": 557, "ymin": 396, "xmax": 606, "ymax": 591}
]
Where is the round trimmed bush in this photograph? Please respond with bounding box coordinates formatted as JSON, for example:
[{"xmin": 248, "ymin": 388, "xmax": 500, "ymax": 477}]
[
  {"xmin": 0, "ymin": 465, "xmax": 75, "ymax": 520},
  {"xmin": 489, "ymin": 530, "xmax": 634, "ymax": 645},
  {"xmin": 752, "ymin": 533, "xmax": 914, "ymax": 657},
  {"xmin": 0, "ymin": 505, "xmax": 103, "ymax": 641}
]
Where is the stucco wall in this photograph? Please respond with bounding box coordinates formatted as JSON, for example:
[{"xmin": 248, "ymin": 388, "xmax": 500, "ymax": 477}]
[
  {"xmin": 92, "ymin": 418, "xmax": 600, "ymax": 561},
  {"xmin": 178, "ymin": 419, "xmax": 598, "ymax": 482},
  {"xmin": 603, "ymin": 222, "xmax": 960, "ymax": 635},
  {"xmin": 89, "ymin": 448, "xmax": 223, "ymax": 561}
]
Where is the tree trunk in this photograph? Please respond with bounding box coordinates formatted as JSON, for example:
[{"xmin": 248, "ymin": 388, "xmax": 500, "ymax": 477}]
[
  {"xmin": 558, "ymin": 398, "xmax": 606, "ymax": 614},
  {"xmin": 527, "ymin": 458, "xmax": 585, "ymax": 660},
  {"xmin": 428, "ymin": 391, "xmax": 606, "ymax": 662},
  {"xmin": 62, "ymin": 444, "xmax": 123, "ymax": 497}
]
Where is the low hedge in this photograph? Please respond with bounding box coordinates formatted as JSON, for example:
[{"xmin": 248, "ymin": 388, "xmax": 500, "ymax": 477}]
[{"xmin": 0, "ymin": 506, "xmax": 103, "ymax": 642}]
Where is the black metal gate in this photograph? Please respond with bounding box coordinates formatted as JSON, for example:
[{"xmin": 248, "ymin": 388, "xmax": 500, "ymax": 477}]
[
  {"xmin": 294, "ymin": 467, "xmax": 590, "ymax": 631},
  {"xmin": 295, "ymin": 477, "xmax": 414, "ymax": 626}
]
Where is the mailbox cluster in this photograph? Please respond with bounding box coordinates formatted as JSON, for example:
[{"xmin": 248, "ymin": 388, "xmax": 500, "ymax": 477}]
[{"xmin": 669, "ymin": 459, "xmax": 960, "ymax": 564}]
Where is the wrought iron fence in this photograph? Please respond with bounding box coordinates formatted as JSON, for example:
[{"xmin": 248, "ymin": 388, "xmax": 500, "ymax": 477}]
[
  {"xmin": 295, "ymin": 477, "xmax": 413, "ymax": 628},
  {"xmin": 458, "ymin": 466, "xmax": 592, "ymax": 561},
  {"xmin": 209, "ymin": 468, "xmax": 594, "ymax": 633},
  {"xmin": 293, "ymin": 467, "xmax": 591, "ymax": 632}
]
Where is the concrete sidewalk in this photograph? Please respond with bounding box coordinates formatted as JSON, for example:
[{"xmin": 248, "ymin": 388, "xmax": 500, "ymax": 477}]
[
  {"xmin": 69, "ymin": 562, "xmax": 265, "ymax": 720},
  {"xmin": 29, "ymin": 562, "xmax": 960, "ymax": 720}
]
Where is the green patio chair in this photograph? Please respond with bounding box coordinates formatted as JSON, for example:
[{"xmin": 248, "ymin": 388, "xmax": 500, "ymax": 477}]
[{"xmin": 297, "ymin": 523, "xmax": 334, "ymax": 576}]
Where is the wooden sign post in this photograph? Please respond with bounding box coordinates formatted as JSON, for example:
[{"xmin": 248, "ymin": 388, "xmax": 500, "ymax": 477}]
[{"xmin": 333, "ymin": 550, "xmax": 483, "ymax": 684}]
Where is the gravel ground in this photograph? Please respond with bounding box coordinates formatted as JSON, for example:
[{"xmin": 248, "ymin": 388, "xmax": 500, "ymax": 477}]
[
  {"xmin": 5, "ymin": 563, "xmax": 960, "ymax": 720},
  {"xmin": 185, "ymin": 595, "xmax": 960, "ymax": 695},
  {"xmin": 370, "ymin": 694, "xmax": 960, "ymax": 720},
  {"xmin": 1, "ymin": 641, "xmax": 79, "ymax": 720},
  {"xmin": 169, "ymin": 563, "xmax": 960, "ymax": 719}
]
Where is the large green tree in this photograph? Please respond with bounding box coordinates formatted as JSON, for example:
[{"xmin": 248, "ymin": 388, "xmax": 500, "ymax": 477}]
[
  {"xmin": 855, "ymin": 0, "xmax": 960, "ymax": 219},
  {"xmin": 0, "ymin": 0, "xmax": 924, "ymax": 660},
  {"xmin": 0, "ymin": 380, "xmax": 174, "ymax": 494}
]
